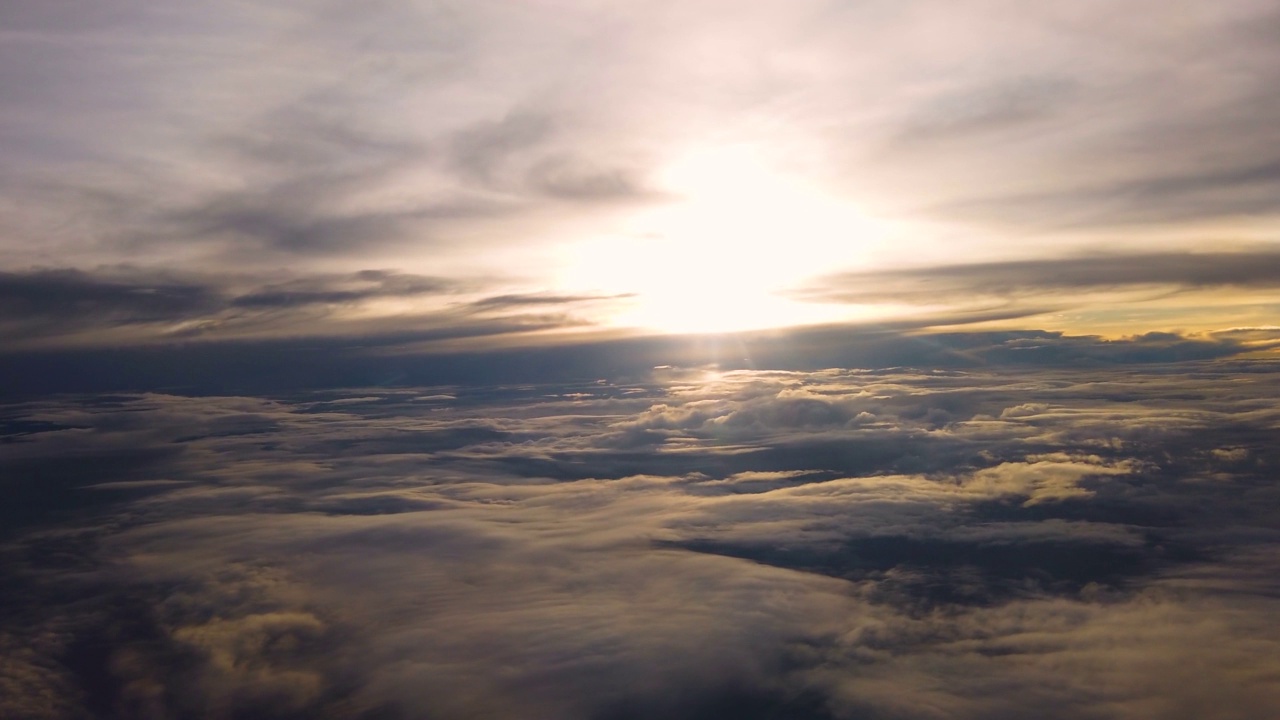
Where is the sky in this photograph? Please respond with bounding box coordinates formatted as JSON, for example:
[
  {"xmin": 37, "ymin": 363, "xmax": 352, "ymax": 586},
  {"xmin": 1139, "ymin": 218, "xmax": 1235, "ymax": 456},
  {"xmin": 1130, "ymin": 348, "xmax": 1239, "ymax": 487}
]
[
  {"xmin": 3, "ymin": 2, "xmax": 1280, "ymax": 719},
  {"xmin": 4, "ymin": 0, "xmax": 1280, "ymax": 344}
]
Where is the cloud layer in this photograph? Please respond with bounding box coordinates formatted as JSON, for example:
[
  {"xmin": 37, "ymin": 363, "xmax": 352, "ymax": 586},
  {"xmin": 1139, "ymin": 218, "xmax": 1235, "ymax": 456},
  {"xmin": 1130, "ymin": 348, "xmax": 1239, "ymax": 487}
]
[
  {"xmin": 3, "ymin": 355, "xmax": 1279, "ymax": 719},
  {"xmin": 5, "ymin": 5, "xmax": 1280, "ymax": 716}
]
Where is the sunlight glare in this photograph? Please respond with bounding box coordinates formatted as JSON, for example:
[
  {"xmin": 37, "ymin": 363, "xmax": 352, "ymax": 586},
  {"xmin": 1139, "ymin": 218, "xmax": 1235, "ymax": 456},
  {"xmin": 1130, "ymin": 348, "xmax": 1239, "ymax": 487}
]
[{"xmin": 561, "ymin": 144, "xmax": 882, "ymax": 334}]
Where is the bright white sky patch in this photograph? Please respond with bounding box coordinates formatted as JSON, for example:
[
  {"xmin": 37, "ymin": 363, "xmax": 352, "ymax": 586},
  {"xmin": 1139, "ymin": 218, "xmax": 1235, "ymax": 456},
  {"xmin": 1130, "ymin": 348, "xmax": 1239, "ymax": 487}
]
[{"xmin": 557, "ymin": 143, "xmax": 893, "ymax": 333}]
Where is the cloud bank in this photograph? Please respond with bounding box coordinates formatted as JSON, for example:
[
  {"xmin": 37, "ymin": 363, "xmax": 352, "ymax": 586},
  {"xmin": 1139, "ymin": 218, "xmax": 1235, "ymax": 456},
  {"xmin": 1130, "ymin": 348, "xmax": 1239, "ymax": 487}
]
[{"xmin": 3, "ymin": 357, "xmax": 1279, "ymax": 719}]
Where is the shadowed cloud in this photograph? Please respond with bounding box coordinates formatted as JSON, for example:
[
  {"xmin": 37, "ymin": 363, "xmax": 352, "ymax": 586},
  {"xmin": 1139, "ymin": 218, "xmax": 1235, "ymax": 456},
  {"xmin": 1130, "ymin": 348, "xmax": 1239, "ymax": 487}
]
[
  {"xmin": 0, "ymin": 267, "xmax": 631, "ymax": 351},
  {"xmin": 3, "ymin": 358, "xmax": 1280, "ymax": 719},
  {"xmin": 804, "ymin": 249, "xmax": 1280, "ymax": 306}
]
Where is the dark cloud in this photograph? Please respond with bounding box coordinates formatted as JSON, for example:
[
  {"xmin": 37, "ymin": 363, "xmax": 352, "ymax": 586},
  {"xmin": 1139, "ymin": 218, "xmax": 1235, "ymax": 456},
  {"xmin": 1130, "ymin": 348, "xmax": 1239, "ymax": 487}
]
[
  {"xmin": 165, "ymin": 197, "xmax": 493, "ymax": 257},
  {"xmin": 465, "ymin": 292, "xmax": 634, "ymax": 311},
  {"xmin": 228, "ymin": 270, "xmax": 459, "ymax": 309},
  {"xmin": 0, "ymin": 267, "xmax": 617, "ymax": 351},
  {"xmin": 804, "ymin": 249, "xmax": 1280, "ymax": 305},
  {"xmin": 0, "ymin": 320, "xmax": 1263, "ymax": 398},
  {"xmin": 0, "ymin": 268, "xmax": 221, "ymax": 334},
  {"xmin": 0, "ymin": 267, "xmax": 473, "ymax": 339}
]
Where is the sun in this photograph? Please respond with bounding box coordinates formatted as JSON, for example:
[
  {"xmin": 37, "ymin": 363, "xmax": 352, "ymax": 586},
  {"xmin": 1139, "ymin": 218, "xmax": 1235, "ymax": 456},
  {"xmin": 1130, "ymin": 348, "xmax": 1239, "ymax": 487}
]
[{"xmin": 559, "ymin": 143, "xmax": 883, "ymax": 334}]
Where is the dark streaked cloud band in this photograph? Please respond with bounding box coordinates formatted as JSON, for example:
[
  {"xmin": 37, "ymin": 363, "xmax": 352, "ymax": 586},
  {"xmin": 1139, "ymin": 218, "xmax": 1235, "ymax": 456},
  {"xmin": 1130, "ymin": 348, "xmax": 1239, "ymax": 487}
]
[
  {"xmin": 803, "ymin": 249, "xmax": 1280, "ymax": 303},
  {"xmin": 3, "ymin": 358, "xmax": 1280, "ymax": 719}
]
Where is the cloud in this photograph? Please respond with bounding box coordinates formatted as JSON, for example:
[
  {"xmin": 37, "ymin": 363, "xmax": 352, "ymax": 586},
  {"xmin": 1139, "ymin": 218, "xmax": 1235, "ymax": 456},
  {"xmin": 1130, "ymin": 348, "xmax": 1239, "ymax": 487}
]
[
  {"xmin": 0, "ymin": 267, "xmax": 628, "ymax": 351},
  {"xmin": 797, "ymin": 251, "xmax": 1280, "ymax": 339},
  {"xmin": 933, "ymin": 158, "xmax": 1280, "ymax": 228},
  {"xmin": 854, "ymin": 2, "xmax": 1280, "ymax": 229},
  {"xmin": 889, "ymin": 75, "xmax": 1078, "ymax": 146},
  {"xmin": 227, "ymin": 270, "xmax": 459, "ymax": 309},
  {"xmin": 153, "ymin": 108, "xmax": 516, "ymax": 258},
  {"xmin": 465, "ymin": 292, "xmax": 635, "ymax": 312},
  {"xmin": 4, "ymin": 2, "xmax": 1280, "ymax": 716},
  {"xmin": 0, "ymin": 319, "xmax": 1266, "ymax": 399},
  {"xmin": 3, "ymin": 355, "xmax": 1280, "ymax": 717},
  {"xmin": 4, "ymin": 0, "xmax": 1278, "ymax": 285},
  {"xmin": 805, "ymin": 250, "xmax": 1280, "ymax": 305},
  {"xmin": 0, "ymin": 268, "xmax": 222, "ymax": 334},
  {"xmin": 964, "ymin": 455, "xmax": 1137, "ymax": 505}
]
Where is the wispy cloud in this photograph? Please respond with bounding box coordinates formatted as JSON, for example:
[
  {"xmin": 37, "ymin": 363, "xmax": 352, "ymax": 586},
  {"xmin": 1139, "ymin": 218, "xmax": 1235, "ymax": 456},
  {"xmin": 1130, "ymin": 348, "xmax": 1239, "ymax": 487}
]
[
  {"xmin": 0, "ymin": 267, "xmax": 628, "ymax": 350},
  {"xmin": 4, "ymin": 0, "xmax": 1279, "ymax": 324},
  {"xmin": 805, "ymin": 249, "xmax": 1280, "ymax": 303}
]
